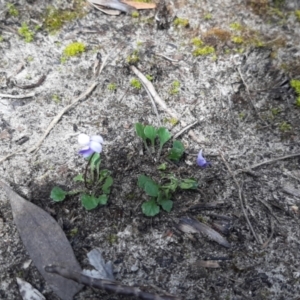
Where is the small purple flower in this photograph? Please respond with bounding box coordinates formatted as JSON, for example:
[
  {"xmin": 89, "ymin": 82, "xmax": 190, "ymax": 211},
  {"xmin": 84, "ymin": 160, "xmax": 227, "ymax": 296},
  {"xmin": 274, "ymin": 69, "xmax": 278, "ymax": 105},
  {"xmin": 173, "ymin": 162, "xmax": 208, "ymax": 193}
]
[
  {"xmin": 78, "ymin": 133, "xmax": 103, "ymax": 158},
  {"xmin": 197, "ymin": 150, "xmax": 211, "ymax": 168}
]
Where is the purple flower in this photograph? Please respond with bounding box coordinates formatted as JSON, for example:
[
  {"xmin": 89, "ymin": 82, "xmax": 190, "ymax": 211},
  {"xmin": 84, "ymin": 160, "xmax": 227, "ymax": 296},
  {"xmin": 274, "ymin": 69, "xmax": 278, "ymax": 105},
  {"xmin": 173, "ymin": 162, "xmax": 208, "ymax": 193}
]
[
  {"xmin": 197, "ymin": 150, "xmax": 211, "ymax": 168},
  {"xmin": 78, "ymin": 133, "xmax": 103, "ymax": 158}
]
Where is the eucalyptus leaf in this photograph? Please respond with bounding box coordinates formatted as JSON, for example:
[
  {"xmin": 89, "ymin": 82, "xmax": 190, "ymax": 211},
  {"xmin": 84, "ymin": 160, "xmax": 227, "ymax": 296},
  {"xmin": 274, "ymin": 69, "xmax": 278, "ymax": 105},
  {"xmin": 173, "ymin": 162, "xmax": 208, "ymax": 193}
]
[
  {"xmin": 0, "ymin": 181, "xmax": 83, "ymax": 299},
  {"xmin": 141, "ymin": 199, "xmax": 160, "ymax": 217}
]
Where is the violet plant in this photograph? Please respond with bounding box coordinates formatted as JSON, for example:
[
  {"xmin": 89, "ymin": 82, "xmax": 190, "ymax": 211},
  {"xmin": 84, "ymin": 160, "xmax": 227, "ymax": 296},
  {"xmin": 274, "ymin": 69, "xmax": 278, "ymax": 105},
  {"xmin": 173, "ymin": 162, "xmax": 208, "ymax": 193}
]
[
  {"xmin": 50, "ymin": 134, "xmax": 113, "ymax": 210},
  {"xmin": 138, "ymin": 174, "xmax": 198, "ymax": 216}
]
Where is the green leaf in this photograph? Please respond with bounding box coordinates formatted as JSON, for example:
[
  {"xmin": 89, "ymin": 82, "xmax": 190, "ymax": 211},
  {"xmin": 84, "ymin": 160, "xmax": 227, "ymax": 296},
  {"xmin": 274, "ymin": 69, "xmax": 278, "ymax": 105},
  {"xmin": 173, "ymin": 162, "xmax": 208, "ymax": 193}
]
[
  {"xmin": 90, "ymin": 153, "xmax": 101, "ymax": 172},
  {"xmin": 50, "ymin": 187, "xmax": 67, "ymax": 202},
  {"xmin": 99, "ymin": 169, "xmax": 110, "ymax": 182},
  {"xmin": 167, "ymin": 140, "xmax": 185, "ymax": 161},
  {"xmin": 157, "ymin": 127, "xmax": 171, "ymax": 150},
  {"xmin": 73, "ymin": 174, "xmax": 84, "ymax": 182},
  {"xmin": 142, "ymin": 199, "xmax": 160, "ymax": 216},
  {"xmin": 144, "ymin": 125, "xmax": 157, "ymax": 147},
  {"xmin": 159, "ymin": 199, "xmax": 173, "ymax": 212},
  {"xmin": 161, "ymin": 175, "xmax": 178, "ymax": 192},
  {"xmin": 80, "ymin": 194, "xmax": 99, "ymax": 210},
  {"xmin": 97, "ymin": 194, "xmax": 108, "ymax": 205},
  {"xmin": 102, "ymin": 176, "xmax": 113, "ymax": 194},
  {"xmin": 138, "ymin": 175, "xmax": 153, "ymax": 189},
  {"xmin": 179, "ymin": 178, "xmax": 198, "ymax": 189},
  {"xmin": 144, "ymin": 181, "xmax": 159, "ymax": 197},
  {"xmin": 157, "ymin": 163, "xmax": 167, "ymax": 170},
  {"xmin": 135, "ymin": 123, "xmax": 146, "ymax": 140}
]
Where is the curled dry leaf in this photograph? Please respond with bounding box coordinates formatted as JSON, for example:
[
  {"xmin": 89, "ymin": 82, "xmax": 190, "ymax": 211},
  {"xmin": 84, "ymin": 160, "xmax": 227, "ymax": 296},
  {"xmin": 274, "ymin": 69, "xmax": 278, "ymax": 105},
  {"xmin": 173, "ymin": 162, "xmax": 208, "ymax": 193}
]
[
  {"xmin": 0, "ymin": 181, "xmax": 82, "ymax": 300},
  {"xmin": 87, "ymin": 0, "xmax": 135, "ymax": 13},
  {"xmin": 178, "ymin": 216, "xmax": 231, "ymax": 248},
  {"xmin": 121, "ymin": 0, "xmax": 156, "ymax": 10},
  {"xmin": 16, "ymin": 277, "xmax": 46, "ymax": 300}
]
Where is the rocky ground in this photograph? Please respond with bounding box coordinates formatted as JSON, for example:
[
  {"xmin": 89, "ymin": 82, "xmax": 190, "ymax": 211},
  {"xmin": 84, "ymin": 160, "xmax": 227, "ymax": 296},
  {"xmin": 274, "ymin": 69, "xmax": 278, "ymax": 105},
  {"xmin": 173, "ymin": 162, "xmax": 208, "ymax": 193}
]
[{"xmin": 1, "ymin": 0, "xmax": 300, "ymax": 299}]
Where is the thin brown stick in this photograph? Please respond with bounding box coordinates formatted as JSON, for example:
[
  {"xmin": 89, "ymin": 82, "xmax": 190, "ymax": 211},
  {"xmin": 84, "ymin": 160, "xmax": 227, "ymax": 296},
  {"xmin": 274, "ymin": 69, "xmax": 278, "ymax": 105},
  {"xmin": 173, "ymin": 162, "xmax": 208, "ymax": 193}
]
[
  {"xmin": 131, "ymin": 66, "xmax": 202, "ymax": 144},
  {"xmin": 235, "ymin": 152, "xmax": 300, "ymax": 175},
  {"xmin": 219, "ymin": 151, "xmax": 261, "ymax": 244},
  {"xmin": 14, "ymin": 74, "xmax": 46, "ymax": 89}
]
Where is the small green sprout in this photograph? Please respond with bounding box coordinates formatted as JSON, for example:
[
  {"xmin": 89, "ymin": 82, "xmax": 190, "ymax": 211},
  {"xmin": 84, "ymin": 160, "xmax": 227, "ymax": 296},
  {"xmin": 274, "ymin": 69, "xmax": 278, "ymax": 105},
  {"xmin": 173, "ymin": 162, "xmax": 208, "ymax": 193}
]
[
  {"xmin": 279, "ymin": 122, "xmax": 292, "ymax": 132},
  {"xmin": 271, "ymin": 107, "xmax": 281, "ymax": 116},
  {"xmin": 131, "ymin": 11, "xmax": 139, "ymax": 18},
  {"xmin": 204, "ymin": 13, "xmax": 212, "ymax": 20},
  {"xmin": 130, "ymin": 78, "xmax": 142, "ymax": 89},
  {"xmin": 18, "ymin": 23, "xmax": 34, "ymax": 42},
  {"xmin": 173, "ymin": 18, "xmax": 189, "ymax": 27},
  {"xmin": 63, "ymin": 42, "xmax": 86, "ymax": 57},
  {"xmin": 295, "ymin": 10, "xmax": 300, "ymax": 21},
  {"xmin": 26, "ymin": 56, "xmax": 34, "ymax": 62},
  {"xmin": 138, "ymin": 174, "xmax": 197, "ymax": 217},
  {"xmin": 169, "ymin": 80, "xmax": 180, "ymax": 95},
  {"xmin": 192, "ymin": 46, "xmax": 215, "ymax": 56},
  {"xmin": 238, "ymin": 112, "xmax": 246, "ymax": 119},
  {"xmin": 146, "ymin": 74, "xmax": 153, "ymax": 81},
  {"xmin": 0, "ymin": 36, "xmax": 3, "ymax": 42},
  {"xmin": 7, "ymin": 3, "xmax": 19, "ymax": 17},
  {"xmin": 290, "ymin": 79, "xmax": 300, "ymax": 107},
  {"xmin": 126, "ymin": 50, "xmax": 140, "ymax": 64},
  {"xmin": 52, "ymin": 94, "xmax": 60, "ymax": 103},
  {"xmin": 191, "ymin": 37, "xmax": 203, "ymax": 47},
  {"xmin": 230, "ymin": 22, "xmax": 243, "ymax": 30},
  {"xmin": 164, "ymin": 117, "xmax": 178, "ymax": 126},
  {"xmin": 232, "ymin": 36, "xmax": 244, "ymax": 44},
  {"xmin": 107, "ymin": 83, "xmax": 117, "ymax": 91}
]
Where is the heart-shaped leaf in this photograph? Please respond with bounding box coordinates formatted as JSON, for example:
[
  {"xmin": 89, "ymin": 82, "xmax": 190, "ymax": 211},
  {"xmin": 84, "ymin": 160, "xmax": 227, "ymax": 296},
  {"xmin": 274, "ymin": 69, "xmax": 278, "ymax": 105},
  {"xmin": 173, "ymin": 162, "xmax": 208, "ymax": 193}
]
[
  {"xmin": 144, "ymin": 125, "xmax": 157, "ymax": 146},
  {"xmin": 141, "ymin": 199, "xmax": 160, "ymax": 216},
  {"xmin": 135, "ymin": 123, "xmax": 146, "ymax": 140},
  {"xmin": 157, "ymin": 127, "xmax": 171, "ymax": 150},
  {"xmin": 50, "ymin": 187, "xmax": 67, "ymax": 202},
  {"xmin": 81, "ymin": 194, "xmax": 99, "ymax": 210}
]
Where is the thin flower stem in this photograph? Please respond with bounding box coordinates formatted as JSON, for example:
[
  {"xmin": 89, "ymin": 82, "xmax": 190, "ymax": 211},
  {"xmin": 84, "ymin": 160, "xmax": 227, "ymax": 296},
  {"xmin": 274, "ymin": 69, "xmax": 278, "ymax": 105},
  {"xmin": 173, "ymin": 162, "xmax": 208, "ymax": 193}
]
[{"xmin": 84, "ymin": 153, "xmax": 95, "ymax": 189}]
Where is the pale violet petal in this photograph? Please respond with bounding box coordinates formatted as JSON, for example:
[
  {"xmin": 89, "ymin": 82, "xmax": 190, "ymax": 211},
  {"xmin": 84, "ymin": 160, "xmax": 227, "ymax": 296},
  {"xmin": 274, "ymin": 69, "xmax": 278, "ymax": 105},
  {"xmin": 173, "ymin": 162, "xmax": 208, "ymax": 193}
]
[
  {"xmin": 91, "ymin": 135, "xmax": 104, "ymax": 144},
  {"xmin": 78, "ymin": 133, "xmax": 90, "ymax": 146},
  {"xmin": 79, "ymin": 147, "xmax": 94, "ymax": 158},
  {"xmin": 89, "ymin": 141, "xmax": 102, "ymax": 153}
]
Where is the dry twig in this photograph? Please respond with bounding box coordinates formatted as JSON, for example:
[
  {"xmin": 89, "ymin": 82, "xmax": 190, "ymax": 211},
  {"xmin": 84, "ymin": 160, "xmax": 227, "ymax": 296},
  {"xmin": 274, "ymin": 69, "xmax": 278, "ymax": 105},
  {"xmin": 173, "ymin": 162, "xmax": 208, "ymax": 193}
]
[
  {"xmin": 0, "ymin": 92, "xmax": 35, "ymax": 99},
  {"xmin": 131, "ymin": 66, "xmax": 201, "ymax": 144},
  {"xmin": 219, "ymin": 151, "xmax": 262, "ymax": 244}
]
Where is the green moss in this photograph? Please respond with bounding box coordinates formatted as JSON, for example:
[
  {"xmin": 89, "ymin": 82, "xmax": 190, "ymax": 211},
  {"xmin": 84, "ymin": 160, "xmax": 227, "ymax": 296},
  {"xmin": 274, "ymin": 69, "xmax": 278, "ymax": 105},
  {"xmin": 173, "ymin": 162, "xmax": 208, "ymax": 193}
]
[
  {"xmin": 164, "ymin": 117, "xmax": 178, "ymax": 126},
  {"xmin": 69, "ymin": 228, "xmax": 78, "ymax": 237},
  {"xmin": 279, "ymin": 121, "xmax": 291, "ymax": 132},
  {"xmin": 191, "ymin": 37, "xmax": 203, "ymax": 47},
  {"xmin": 18, "ymin": 23, "xmax": 34, "ymax": 42},
  {"xmin": 204, "ymin": 13, "xmax": 212, "ymax": 20},
  {"xmin": 63, "ymin": 42, "xmax": 85, "ymax": 57},
  {"xmin": 232, "ymin": 36, "xmax": 244, "ymax": 44},
  {"xmin": 107, "ymin": 83, "xmax": 117, "ymax": 91},
  {"xmin": 131, "ymin": 11, "xmax": 139, "ymax": 18},
  {"xmin": 146, "ymin": 74, "xmax": 153, "ymax": 81},
  {"xmin": 271, "ymin": 107, "xmax": 281, "ymax": 116},
  {"xmin": 295, "ymin": 10, "xmax": 300, "ymax": 21},
  {"xmin": 169, "ymin": 80, "xmax": 180, "ymax": 95},
  {"xmin": 193, "ymin": 46, "xmax": 215, "ymax": 56},
  {"xmin": 130, "ymin": 78, "xmax": 142, "ymax": 89},
  {"xmin": 27, "ymin": 56, "xmax": 34, "ymax": 62},
  {"xmin": 126, "ymin": 50, "xmax": 140, "ymax": 64},
  {"xmin": 52, "ymin": 94, "xmax": 60, "ymax": 103},
  {"xmin": 291, "ymin": 79, "xmax": 300, "ymax": 107},
  {"xmin": 173, "ymin": 18, "xmax": 189, "ymax": 27},
  {"xmin": 230, "ymin": 22, "xmax": 243, "ymax": 30},
  {"xmin": 44, "ymin": 2, "xmax": 85, "ymax": 34},
  {"xmin": 7, "ymin": 3, "xmax": 19, "ymax": 17},
  {"xmin": 0, "ymin": 36, "xmax": 3, "ymax": 42},
  {"xmin": 238, "ymin": 112, "xmax": 246, "ymax": 119}
]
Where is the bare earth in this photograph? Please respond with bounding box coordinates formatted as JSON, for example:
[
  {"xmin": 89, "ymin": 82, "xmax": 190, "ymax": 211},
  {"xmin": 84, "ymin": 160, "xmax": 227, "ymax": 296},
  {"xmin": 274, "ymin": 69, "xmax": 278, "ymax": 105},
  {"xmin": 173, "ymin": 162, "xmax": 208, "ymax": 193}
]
[{"xmin": 1, "ymin": 0, "xmax": 300, "ymax": 299}]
